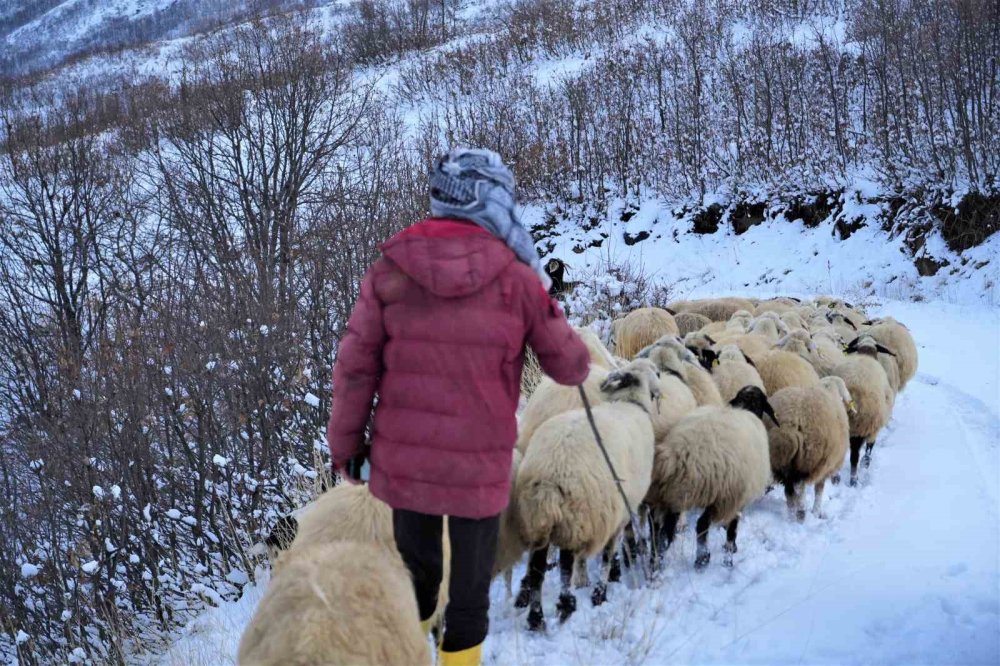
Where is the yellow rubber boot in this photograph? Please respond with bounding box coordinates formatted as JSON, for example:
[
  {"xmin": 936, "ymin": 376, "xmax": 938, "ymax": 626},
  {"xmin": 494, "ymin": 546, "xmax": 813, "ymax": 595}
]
[{"xmin": 439, "ymin": 643, "xmax": 482, "ymax": 666}]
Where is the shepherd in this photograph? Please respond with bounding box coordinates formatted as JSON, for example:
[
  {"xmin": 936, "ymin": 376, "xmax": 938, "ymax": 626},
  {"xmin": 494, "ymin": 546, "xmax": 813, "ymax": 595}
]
[{"xmin": 327, "ymin": 148, "xmax": 589, "ymax": 665}]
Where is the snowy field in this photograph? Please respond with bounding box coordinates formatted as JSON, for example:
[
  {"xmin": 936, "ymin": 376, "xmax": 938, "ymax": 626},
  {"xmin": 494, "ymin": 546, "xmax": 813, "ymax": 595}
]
[{"xmin": 150, "ymin": 296, "xmax": 999, "ymax": 666}]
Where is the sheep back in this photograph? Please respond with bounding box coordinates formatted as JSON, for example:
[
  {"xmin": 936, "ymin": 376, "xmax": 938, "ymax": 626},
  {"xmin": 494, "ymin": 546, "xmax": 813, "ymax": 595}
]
[
  {"xmin": 682, "ymin": 362, "xmax": 724, "ymax": 406},
  {"xmin": 516, "ymin": 403, "xmax": 654, "ymax": 555},
  {"xmin": 651, "ymin": 374, "xmax": 699, "ymax": 440},
  {"xmin": 756, "ymin": 350, "xmax": 820, "ymax": 395},
  {"xmin": 712, "ymin": 359, "xmax": 766, "ymax": 403},
  {"xmin": 238, "ymin": 542, "xmax": 431, "ymax": 666},
  {"xmin": 674, "ymin": 312, "xmax": 712, "ymax": 336},
  {"xmin": 765, "ymin": 384, "xmax": 849, "ymax": 485},
  {"xmin": 831, "ymin": 356, "xmax": 892, "ymax": 442},
  {"xmin": 613, "ymin": 307, "xmax": 680, "ymax": 359},
  {"xmin": 648, "ymin": 407, "xmax": 770, "ymax": 524},
  {"xmin": 517, "ymin": 366, "xmax": 609, "ymax": 453}
]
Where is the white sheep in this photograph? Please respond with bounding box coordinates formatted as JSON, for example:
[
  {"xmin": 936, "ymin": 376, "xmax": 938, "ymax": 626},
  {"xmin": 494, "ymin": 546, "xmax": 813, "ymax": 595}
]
[
  {"xmin": 863, "ymin": 316, "xmax": 918, "ymax": 390},
  {"xmin": 807, "ymin": 327, "xmax": 847, "ymax": 376},
  {"xmin": 674, "ymin": 311, "xmax": 712, "ymax": 337},
  {"xmin": 711, "ymin": 344, "xmax": 766, "ymax": 403},
  {"xmin": 755, "ymin": 345, "xmax": 821, "ymax": 395},
  {"xmin": 638, "ymin": 345, "xmax": 700, "ymax": 440},
  {"xmin": 610, "ymin": 307, "xmax": 679, "ymax": 359},
  {"xmin": 514, "ymin": 359, "xmax": 660, "ymax": 630},
  {"xmin": 831, "ymin": 335, "xmax": 894, "ymax": 485},
  {"xmin": 238, "ymin": 541, "xmax": 431, "ymax": 666},
  {"xmin": 765, "ymin": 376, "xmax": 855, "ymax": 521},
  {"xmin": 643, "ymin": 336, "xmax": 724, "ymax": 406},
  {"xmin": 274, "ymin": 484, "xmax": 451, "ymax": 633},
  {"xmin": 646, "ymin": 386, "xmax": 778, "ymax": 570}
]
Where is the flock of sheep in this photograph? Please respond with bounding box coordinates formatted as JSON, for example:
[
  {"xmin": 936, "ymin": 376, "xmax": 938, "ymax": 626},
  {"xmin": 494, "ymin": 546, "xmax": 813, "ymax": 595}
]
[{"xmin": 238, "ymin": 295, "xmax": 917, "ymax": 665}]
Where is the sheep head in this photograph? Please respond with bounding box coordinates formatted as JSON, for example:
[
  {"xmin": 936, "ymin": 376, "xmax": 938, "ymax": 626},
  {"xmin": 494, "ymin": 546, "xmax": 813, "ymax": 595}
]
[
  {"xmin": 730, "ymin": 385, "xmax": 779, "ymax": 426},
  {"xmin": 600, "ymin": 358, "xmax": 661, "ymax": 412},
  {"xmin": 635, "ymin": 344, "xmax": 686, "ymax": 381},
  {"xmin": 775, "ymin": 330, "xmax": 816, "ymax": 358},
  {"xmin": 844, "ymin": 335, "xmax": 895, "ymax": 358}
]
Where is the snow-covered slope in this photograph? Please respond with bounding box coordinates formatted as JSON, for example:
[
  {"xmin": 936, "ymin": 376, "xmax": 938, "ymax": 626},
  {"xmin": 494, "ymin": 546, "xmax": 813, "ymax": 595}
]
[{"xmin": 147, "ymin": 295, "xmax": 999, "ymax": 666}]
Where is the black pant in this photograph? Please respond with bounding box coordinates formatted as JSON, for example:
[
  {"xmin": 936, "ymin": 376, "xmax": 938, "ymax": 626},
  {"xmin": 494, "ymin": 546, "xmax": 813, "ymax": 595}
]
[{"xmin": 392, "ymin": 509, "xmax": 499, "ymax": 652}]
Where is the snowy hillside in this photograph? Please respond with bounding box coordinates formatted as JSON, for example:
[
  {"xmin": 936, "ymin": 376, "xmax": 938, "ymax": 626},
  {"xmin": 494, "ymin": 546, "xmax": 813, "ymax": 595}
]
[
  {"xmin": 150, "ymin": 294, "xmax": 1000, "ymax": 666},
  {"xmin": 0, "ymin": 0, "xmax": 339, "ymax": 77},
  {"xmin": 1, "ymin": 0, "xmax": 997, "ymax": 663}
]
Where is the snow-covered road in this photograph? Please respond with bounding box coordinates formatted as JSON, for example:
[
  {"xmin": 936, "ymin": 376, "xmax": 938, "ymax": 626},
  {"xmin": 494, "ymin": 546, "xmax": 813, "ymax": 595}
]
[{"xmin": 152, "ymin": 300, "xmax": 1000, "ymax": 666}]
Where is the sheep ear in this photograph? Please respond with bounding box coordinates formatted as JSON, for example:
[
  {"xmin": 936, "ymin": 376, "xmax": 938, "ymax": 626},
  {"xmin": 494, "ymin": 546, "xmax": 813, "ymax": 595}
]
[
  {"xmin": 862, "ymin": 320, "xmax": 874, "ymax": 326},
  {"xmin": 844, "ymin": 337, "xmax": 860, "ymax": 353},
  {"xmin": 845, "ymin": 318, "xmax": 858, "ymax": 330},
  {"xmin": 741, "ymin": 351, "xmax": 757, "ymax": 368},
  {"xmin": 704, "ymin": 334, "xmax": 717, "ymax": 345},
  {"xmin": 876, "ymin": 344, "xmax": 896, "ymax": 356},
  {"xmin": 665, "ymin": 367, "xmax": 684, "ymax": 382},
  {"xmin": 844, "ymin": 301, "xmax": 855, "ymax": 309},
  {"xmin": 664, "ymin": 307, "xmax": 677, "ymax": 315}
]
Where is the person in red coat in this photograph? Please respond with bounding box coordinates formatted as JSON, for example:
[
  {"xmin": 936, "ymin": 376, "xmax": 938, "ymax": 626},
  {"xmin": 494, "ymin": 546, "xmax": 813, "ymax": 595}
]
[{"xmin": 327, "ymin": 148, "xmax": 589, "ymax": 665}]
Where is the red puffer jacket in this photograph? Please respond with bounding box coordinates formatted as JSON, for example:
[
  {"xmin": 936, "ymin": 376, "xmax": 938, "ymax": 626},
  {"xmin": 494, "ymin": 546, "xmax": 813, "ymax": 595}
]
[{"xmin": 327, "ymin": 218, "xmax": 589, "ymax": 518}]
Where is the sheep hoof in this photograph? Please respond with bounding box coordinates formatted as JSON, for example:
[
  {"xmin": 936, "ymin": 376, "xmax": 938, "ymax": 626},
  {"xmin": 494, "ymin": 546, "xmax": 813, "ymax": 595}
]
[
  {"xmin": 514, "ymin": 585, "xmax": 532, "ymax": 609},
  {"xmin": 862, "ymin": 454, "xmax": 872, "ymax": 468},
  {"xmin": 849, "ymin": 477, "xmax": 859, "ymax": 488},
  {"xmin": 557, "ymin": 592, "xmax": 577, "ymax": 622},
  {"xmin": 722, "ymin": 554, "xmax": 734, "ymax": 568},
  {"xmin": 694, "ymin": 552, "xmax": 711, "ymax": 570},
  {"xmin": 591, "ymin": 583, "xmax": 608, "ymax": 607},
  {"xmin": 796, "ymin": 509, "xmax": 806, "ymax": 523},
  {"xmin": 813, "ymin": 510, "xmax": 828, "ymax": 520},
  {"xmin": 764, "ymin": 484, "xmax": 775, "ymax": 495},
  {"xmin": 527, "ymin": 605, "xmax": 546, "ymax": 632},
  {"xmin": 831, "ymin": 474, "xmax": 841, "ymax": 485}
]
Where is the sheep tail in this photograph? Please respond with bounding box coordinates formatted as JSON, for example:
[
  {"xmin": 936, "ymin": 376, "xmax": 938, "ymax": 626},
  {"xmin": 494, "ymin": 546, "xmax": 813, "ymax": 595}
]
[{"xmin": 517, "ymin": 478, "xmax": 564, "ymax": 548}]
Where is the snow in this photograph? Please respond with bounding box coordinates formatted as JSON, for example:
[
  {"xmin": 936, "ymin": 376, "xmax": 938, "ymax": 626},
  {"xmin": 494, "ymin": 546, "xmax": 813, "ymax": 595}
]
[
  {"xmin": 212, "ymin": 455, "xmax": 229, "ymax": 468},
  {"xmin": 165, "ymin": 509, "xmax": 181, "ymax": 520},
  {"xmin": 14, "ymin": 631, "xmax": 28, "ymax": 645},
  {"xmin": 148, "ymin": 297, "xmax": 999, "ymax": 666},
  {"xmin": 303, "ymin": 392, "xmax": 321, "ymax": 408},
  {"xmin": 92, "ymin": 485, "xmax": 104, "ymax": 499},
  {"xmin": 20, "ymin": 563, "xmax": 39, "ymax": 579},
  {"xmin": 80, "ymin": 561, "xmax": 99, "ymax": 574}
]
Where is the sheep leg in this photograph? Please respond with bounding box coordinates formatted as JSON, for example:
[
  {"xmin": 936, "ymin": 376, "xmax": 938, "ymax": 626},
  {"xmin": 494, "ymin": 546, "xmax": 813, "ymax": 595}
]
[
  {"xmin": 525, "ymin": 547, "xmax": 548, "ymax": 632},
  {"xmin": 863, "ymin": 440, "xmax": 875, "ymax": 468},
  {"xmin": 603, "ymin": 543, "xmax": 622, "ymax": 583},
  {"xmin": 784, "ymin": 481, "xmax": 806, "ymax": 523},
  {"xmin": 556, "ymin": 549, "xmax": 577, "ymax": 623},
  {"xmin": 812, "ymin": 479, "xmax": 828, "ymax": 519},
  {"xmin": 571, "ymin": 553, "xmax": 590, "ymax": 588},
  {"xmin": 694, "ymin": 507, "xmax": 716, "ymax": 570},
  {"xmin": 722, "ymin": 516, "xmax": 739, "ymax": 568},
  {"xmin": 651, "ymin": 510, "xmax": 681, "ymax": 571},
  {"xmin": 849, "ymin": 437, "xmax": 864, "ymax": 486},
  {"xmin": 504, "ymin": 568, "xmax": 513, "ymax": 600},
  {"xmin": 593, "ymin": 537, "xmax": 619, "ymax": 606}
]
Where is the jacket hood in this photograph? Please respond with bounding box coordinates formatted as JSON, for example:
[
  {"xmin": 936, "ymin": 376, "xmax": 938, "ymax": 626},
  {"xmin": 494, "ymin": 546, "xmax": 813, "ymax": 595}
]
[{"xmin": 380, "ymin": 218, "xmax": 517, "ymax": 298}]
